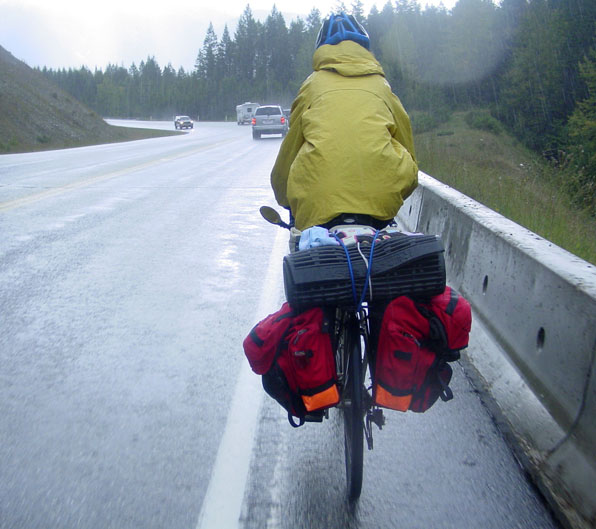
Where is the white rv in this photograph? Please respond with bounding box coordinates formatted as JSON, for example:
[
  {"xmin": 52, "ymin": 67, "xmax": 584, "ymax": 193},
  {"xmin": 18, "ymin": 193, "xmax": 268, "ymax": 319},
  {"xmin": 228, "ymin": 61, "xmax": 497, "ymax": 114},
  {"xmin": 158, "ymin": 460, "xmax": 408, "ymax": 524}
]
[{"xmin": 236, "ymin": 102, "xmax": 260, "ymax": 125}]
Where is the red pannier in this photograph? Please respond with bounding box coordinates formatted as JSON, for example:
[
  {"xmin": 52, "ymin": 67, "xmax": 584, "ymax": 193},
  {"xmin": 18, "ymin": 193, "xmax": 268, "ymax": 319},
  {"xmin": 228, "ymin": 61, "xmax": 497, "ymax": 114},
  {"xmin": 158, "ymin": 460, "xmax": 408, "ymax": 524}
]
[
  {"xmin": 373, "ymin": 286, "xmax": 472, "ymax": 413},
  {"xmin": 243, "ymin": 304, "xmax": 339, "ymax": 427},
  {"xmin": 243, "ymin": 302, "xmax": 294, "ymax": 375}
]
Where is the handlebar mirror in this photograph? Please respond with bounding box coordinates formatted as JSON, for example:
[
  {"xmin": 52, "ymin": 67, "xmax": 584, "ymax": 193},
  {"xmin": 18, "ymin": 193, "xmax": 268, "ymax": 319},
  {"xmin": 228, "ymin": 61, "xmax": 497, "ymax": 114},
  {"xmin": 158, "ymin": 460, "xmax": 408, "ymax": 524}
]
[{"xmin": 260, "ymin": 206, "xmax": 290, "ymax": 229}]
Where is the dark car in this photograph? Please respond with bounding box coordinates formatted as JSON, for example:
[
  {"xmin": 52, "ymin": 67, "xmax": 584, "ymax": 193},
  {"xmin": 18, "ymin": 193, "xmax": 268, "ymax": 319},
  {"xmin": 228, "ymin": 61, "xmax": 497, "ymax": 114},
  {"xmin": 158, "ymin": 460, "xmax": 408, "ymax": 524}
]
[
  {"xmin": 251, "ymin": 105, "xmax": 288, "ymax": 139},
  {"xmin": 174, "ymin": 115, "xmax": 193, "ymax": 129}
]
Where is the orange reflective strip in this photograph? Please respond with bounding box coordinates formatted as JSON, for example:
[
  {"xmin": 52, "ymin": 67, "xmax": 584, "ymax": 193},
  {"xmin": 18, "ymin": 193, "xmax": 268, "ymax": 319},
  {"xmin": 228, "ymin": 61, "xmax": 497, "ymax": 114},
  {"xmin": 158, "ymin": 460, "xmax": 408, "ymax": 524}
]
[
  {"xmin": 375, "ymin": 385, "xmax": 412, "ymax": 412},
  {"xmin": 302, "ymin": 385, "xmax": 340, "ymax": 411}
]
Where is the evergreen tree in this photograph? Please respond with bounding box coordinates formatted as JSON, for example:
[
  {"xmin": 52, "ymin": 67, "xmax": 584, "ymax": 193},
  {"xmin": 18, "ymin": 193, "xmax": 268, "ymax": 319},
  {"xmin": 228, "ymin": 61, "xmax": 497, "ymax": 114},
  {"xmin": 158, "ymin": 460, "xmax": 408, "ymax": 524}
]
[
  {"xmin": 287, "ymin": 18, "xmax": 309, "ymax": 95},
  {"xmin": 351, "ymin": 1, "xmax": 365, "ymax": 19},
  {"xmin": 332, "ymin": 2, "xmax": 348, "ymax": 15},
  {"xmin": 195, "ymin": 23, "xmax": 218, "ymax": 81},
  {"xmin": 496, "ymin": 1, "xmax": 569, "ymax": 150},
  {"xmin": 127, "ymin": 63, "xmax": 140, "ymax": 117},
  {"xmin": 195, "ymin": 23, "xmax": 219, "ymax": 119},
  {"xmin": 138, "ymin": 57, "xmax": 162, "ymax": 118},
  {"xmin": 291, "ymin": 9, "xmax": 322, "ymax": 96},
  {"xmin": 217, "ymin": 25, "xmax": 234, "ymax": 79},
  {"xmin": 566, "ymin": 47, "xmax": 596, "ymax": 215},
  {"xmin": 234, "ymin": 5, "xmax": 260, "ymax": 99},
  {"xmin": 366, "ymin": 2, "xmax": 394, "ymax": 62},
  {"xmin": 263, "ymin": 6, "xmax": 290, "ymax": 102},
  {"xmin": 216, "ymin": 26, "xmax": 236, "ymax": 119},
  {"xmin": 305, "ymin": 7, "xmax": 322, "ymax": 32},
  {"xmin": 162, "ymin": 63, "xmax": 178, "ymax": 117}
]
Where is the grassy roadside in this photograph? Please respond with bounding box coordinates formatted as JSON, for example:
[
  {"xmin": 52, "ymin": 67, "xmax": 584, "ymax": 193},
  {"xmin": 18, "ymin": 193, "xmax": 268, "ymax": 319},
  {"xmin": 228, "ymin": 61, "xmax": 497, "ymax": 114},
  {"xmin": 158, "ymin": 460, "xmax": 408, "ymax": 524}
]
[
  {"xmin": 0, "ymin": 124, "xmax": 181, "ymax": 155},
  {"xmin": 0, "ymin": 46, "xmax": 182, "ymax": 155},
  {"xmin": 414, "ymin": 111, "xmax": 596, "ymax": 265}
]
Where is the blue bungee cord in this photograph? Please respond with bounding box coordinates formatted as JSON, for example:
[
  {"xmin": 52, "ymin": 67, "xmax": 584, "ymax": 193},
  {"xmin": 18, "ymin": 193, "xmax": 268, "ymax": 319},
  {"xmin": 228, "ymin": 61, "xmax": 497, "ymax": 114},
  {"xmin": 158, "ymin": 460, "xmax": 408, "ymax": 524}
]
[
  {"xmin": 333, "ymin": 233, "xmax": 358, "ymax": 308},
  {"xmin": 357, "ymin": 230, "xmax": 380, "ymax": 310},
  {"xmin": 333, "ymin": 230, "xmax": 381, "ymax": 312}
]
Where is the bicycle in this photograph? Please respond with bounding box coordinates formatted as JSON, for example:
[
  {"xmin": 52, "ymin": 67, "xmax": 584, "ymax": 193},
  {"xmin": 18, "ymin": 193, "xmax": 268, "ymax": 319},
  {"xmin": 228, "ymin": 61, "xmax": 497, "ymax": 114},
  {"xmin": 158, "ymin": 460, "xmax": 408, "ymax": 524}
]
[
  {"xmin": 259, "ymin": 206, "xmax": 446, "ymax": 501},
  {"xmin": 260, "ymin": 206, "xmax": 386, "ymax": 500}
]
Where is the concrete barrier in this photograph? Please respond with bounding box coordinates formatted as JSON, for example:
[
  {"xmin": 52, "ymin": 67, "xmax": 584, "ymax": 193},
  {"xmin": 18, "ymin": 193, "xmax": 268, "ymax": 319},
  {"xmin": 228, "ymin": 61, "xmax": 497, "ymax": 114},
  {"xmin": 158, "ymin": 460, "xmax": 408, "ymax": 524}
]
[{"xmin": 398, "ymin": 172, "xmax": 596, "ymax": 529}]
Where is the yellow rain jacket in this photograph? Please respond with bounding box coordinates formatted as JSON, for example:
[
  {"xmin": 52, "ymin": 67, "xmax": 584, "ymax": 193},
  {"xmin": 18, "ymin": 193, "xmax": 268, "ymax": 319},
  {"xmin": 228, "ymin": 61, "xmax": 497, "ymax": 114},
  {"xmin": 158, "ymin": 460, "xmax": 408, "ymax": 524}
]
[{"xmin": 271, "ymin": 40, "xmax": 418, "ymax": 231}]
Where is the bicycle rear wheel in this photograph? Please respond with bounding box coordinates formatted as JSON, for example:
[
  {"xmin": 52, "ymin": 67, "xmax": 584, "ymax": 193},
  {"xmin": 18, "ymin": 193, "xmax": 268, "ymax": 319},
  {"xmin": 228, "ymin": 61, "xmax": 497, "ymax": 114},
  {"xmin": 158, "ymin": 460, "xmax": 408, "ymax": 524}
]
[{"xmin": 342, "ymin": 316, "xmax": 364, "ymax": 501}]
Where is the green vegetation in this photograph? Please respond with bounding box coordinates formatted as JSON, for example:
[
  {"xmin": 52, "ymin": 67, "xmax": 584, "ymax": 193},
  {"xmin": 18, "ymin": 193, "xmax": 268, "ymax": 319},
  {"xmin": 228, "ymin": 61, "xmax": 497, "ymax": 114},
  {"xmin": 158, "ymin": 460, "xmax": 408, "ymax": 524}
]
[
  {"xmin": 415, "ymin": 112, "xmax": 596, "ymax": 264},
  {"xmin": 0, "ymin": 46, "xmax": 180, "ymax": 154},
  {"xmin": 411, "ymin": 110, "xmax": 451, "ymax": 134},
  {"xmin": 464, "ymin": 110, "xmax": 502, "ymax": 135},
  {"xmin": 564, "ymin": 47, "xmax": 596, "ymax": 217}
]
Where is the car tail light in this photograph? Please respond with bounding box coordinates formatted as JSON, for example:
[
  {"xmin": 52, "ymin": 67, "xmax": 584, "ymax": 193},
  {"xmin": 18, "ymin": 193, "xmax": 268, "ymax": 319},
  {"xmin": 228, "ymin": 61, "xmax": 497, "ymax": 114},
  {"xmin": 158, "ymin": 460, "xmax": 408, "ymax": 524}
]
[
  {"xmin": 251, "ymin": 117, "xmax": 256, "ymax": 125},
  {"xmin": 281, "ymin": 116, "xmax": 286, "ymax": 124}
]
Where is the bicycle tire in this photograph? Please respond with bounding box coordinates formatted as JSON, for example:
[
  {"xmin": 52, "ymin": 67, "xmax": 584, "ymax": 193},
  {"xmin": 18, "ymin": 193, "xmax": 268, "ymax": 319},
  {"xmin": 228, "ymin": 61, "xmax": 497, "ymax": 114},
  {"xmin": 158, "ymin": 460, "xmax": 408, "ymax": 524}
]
[{"xmin": 342, "ymin": 316, "xmax": 364, "ymax": 501}]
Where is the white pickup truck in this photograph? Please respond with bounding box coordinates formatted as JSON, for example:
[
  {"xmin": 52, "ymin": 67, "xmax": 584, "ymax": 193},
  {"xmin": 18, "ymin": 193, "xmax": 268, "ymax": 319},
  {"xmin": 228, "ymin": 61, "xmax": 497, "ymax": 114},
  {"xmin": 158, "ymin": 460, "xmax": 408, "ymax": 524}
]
[{"xmin": 236, "ymin": 102, "xmax": 260, "ymax": 125}]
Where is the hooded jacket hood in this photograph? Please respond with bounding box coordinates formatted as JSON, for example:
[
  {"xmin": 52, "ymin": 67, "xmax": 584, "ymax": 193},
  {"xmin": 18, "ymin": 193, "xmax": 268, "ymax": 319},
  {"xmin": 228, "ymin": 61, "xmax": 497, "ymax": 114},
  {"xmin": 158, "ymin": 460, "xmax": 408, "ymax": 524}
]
[{"xmin": 313, "ymin": 40, "xmax": 385, "ymax": 77}]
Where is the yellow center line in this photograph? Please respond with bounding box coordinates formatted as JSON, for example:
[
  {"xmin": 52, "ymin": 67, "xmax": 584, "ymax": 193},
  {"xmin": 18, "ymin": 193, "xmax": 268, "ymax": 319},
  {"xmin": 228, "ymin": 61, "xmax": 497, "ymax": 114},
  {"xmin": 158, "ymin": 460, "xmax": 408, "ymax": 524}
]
[{"xmin": 0, "ymin": 138, "xmax": 237, "ymax": 212}]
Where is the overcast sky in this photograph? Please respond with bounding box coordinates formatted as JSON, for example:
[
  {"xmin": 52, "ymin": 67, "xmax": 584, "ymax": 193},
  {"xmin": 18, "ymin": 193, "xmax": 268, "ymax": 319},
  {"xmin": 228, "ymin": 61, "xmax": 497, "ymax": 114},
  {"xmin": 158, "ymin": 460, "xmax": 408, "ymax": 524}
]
[{"xmin": 1, "ymin": 0, "xmax": 458, "ymax": 71}]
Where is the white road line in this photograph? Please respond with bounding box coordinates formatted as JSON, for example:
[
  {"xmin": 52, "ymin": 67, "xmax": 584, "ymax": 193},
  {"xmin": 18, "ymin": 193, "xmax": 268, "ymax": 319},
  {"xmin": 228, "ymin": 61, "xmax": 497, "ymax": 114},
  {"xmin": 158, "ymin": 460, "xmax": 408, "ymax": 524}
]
[{"xmin": 196, "ymin": 226, "xmax": 287, "ymax": 529}]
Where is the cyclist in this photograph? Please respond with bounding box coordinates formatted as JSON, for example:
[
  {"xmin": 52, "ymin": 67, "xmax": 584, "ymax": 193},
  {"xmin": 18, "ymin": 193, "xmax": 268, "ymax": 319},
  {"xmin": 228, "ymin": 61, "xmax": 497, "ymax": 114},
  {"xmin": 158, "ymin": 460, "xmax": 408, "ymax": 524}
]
[{"xmin": 270, "ymin": 12, "xmax": 418, "ymax": 234}]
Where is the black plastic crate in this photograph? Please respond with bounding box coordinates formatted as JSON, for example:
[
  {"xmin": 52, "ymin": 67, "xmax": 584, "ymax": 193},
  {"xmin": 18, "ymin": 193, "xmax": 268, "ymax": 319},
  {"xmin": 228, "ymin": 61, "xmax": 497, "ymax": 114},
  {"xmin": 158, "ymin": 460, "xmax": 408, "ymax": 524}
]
[{"xmin": 283, "ymin": 233, "xmax": 446, "ymax": 309}]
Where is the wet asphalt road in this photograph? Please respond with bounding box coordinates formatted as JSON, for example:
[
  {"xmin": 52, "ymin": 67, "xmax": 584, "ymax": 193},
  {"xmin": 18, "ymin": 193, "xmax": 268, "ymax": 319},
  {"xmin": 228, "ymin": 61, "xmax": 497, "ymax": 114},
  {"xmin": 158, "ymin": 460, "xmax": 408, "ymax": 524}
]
[{"xmin": 0, "ymin": 122, "xmax": 560, "ymax": 529}]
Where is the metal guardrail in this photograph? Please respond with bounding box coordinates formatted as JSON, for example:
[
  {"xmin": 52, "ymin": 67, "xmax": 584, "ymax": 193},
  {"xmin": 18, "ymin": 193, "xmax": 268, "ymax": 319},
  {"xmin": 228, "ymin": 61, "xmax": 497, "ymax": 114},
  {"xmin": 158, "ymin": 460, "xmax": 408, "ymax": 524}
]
[{"xmin": 398, "ymin": 172, "xmax": 596, "ymax": 529}]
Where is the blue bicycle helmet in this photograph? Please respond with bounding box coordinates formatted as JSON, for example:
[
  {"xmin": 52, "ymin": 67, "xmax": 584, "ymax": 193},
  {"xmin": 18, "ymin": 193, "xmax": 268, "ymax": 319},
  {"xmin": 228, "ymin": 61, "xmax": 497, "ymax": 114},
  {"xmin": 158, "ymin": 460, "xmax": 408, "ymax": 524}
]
[{"xmin": 315, "ymin": 13, "xmax": 370, "ymax": 50}]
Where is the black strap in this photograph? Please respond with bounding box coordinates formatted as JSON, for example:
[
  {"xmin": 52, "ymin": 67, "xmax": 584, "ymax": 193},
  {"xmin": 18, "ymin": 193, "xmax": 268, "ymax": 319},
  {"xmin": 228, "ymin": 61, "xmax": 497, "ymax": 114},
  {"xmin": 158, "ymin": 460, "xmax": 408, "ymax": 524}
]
[
  {"xmin": 445, "ymin": 289, "xmax": 459, "ymax": 315},
  {"xmin": 288, "ymin": 413, "xmax": 305, "ymax": 427},
  {"xmin": 415, "ymin": 303, "xmax": 462, "ymax": 361},
  {"xmin": 248, "ymin": 327, "xmax": 265, "ymax": 347},
  {"xmin": 438, "ymin": 372, "xmax": 454, "ymax": 402}
]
